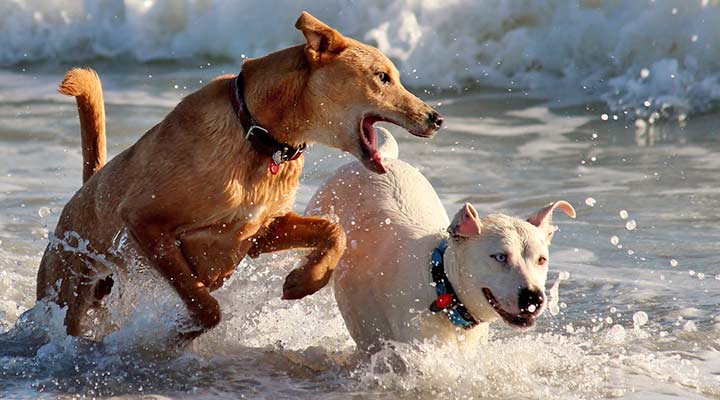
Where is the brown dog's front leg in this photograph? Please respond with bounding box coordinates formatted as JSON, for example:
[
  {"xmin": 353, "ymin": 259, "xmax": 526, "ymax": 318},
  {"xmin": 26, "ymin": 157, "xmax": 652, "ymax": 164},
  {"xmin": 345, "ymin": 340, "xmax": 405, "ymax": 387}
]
[
  {"xmin": 249, "ymin": 212, "xmax": 346, "ymax": 300},
  {"xmin": 121, "ymin": 211, "xmax": 221, "ymax": 339}
]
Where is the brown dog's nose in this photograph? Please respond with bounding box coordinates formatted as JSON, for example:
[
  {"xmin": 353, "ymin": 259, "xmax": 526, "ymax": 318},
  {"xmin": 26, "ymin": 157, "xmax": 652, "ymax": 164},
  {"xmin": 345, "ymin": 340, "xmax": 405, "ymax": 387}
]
[
  {"xmin": 518, "ymin": 287, "xmax": 544, "ymax": 314},
  {"xmin": 428, "ymin": 111, "xmax": 443, "ymax": 129}
]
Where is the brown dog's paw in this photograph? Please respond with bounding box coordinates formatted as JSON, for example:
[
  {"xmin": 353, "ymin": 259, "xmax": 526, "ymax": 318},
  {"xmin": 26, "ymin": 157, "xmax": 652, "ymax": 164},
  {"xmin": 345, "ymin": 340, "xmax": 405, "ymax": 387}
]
[
  {"xmin": 187, "ymin": 295, "xmax": 222, "ymax": 330},
  {"xmin": 281, "ymin": 266, "xmax": 332, "ymax": 300}
]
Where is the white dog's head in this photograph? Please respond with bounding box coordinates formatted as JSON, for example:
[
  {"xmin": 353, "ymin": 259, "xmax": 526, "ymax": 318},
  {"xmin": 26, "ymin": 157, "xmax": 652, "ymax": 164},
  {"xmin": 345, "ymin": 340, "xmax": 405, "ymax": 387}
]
[{"xmin": 443, "ymin": 201, "xmax": 576, "ymax": 329}]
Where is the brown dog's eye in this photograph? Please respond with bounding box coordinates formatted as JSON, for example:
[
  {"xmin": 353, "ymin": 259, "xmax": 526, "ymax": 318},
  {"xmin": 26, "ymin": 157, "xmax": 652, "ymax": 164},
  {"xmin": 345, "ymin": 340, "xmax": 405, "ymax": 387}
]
[
  {"xmin": 538, "ymin": 256, "xmax": 547, "ymax": 266},
  {"xmin": 376, "ymin": 72, "xmax": 391, "ymax": 85}
]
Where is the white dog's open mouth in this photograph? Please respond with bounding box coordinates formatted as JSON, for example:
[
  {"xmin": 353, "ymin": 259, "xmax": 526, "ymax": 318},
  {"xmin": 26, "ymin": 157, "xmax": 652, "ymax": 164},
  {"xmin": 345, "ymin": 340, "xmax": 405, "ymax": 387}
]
[
  {"xmin": 482, "ymin": 288, "xmax": 537, "ymax": 329},
  {"xmin": 359, "ymin": 115, "xmax": 388, "ymax": 173}
]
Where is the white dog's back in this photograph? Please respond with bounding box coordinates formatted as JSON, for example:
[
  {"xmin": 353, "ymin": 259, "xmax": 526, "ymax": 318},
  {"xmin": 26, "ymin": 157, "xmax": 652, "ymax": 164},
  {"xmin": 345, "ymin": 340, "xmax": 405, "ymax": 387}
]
[
  {"xmin": 307, "ymin": 158, "xmax": 449, "ymax": 236},
  {"xmin": 307, "ymin": 126, "xmax": 447, "ymax": 235}
]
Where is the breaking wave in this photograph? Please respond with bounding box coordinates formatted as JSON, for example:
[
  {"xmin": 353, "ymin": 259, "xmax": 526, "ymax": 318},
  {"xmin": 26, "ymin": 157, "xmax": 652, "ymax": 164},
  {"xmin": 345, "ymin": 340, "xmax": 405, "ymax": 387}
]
[{"xmin": 3, "ymin": 0, "xmax": 720, "ymax": 120}]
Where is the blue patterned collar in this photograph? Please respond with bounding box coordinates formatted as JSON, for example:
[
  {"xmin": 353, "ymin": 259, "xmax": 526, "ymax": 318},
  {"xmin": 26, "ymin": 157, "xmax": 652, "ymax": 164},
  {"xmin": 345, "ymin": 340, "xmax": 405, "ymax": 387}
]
[{"xmin": 428, "ymin": 239, "xmax": 479, "ymax": 329}]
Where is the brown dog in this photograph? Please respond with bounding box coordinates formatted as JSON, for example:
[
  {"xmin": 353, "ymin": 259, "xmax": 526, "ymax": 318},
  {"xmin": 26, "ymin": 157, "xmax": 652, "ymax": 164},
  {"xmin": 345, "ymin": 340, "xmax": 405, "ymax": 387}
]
[{"xmin": 36, "ymin": 11, "xmax": 442, "ymax": 339}]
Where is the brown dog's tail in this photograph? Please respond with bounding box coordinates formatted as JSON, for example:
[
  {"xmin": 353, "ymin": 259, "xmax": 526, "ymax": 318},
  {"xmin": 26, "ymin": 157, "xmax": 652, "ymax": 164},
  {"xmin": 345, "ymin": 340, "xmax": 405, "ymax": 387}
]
[{"xmin": 59, "ymin": 68, "xmax": 107, "ymax": 183}]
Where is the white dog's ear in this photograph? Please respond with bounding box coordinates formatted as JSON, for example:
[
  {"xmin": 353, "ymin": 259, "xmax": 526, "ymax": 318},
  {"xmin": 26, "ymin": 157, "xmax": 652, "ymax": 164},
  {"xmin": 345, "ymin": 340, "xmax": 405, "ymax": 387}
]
[
  {"xmin": 448, "ymin": 203, "xmax": 482, "ymax": 238},
  {"xmin": 527, "ymin": 201, "xmax": 576, "ymax": 242},
  {"xmin": 295, "ymin": 11, "xmax": 347, "ymax": 64}
]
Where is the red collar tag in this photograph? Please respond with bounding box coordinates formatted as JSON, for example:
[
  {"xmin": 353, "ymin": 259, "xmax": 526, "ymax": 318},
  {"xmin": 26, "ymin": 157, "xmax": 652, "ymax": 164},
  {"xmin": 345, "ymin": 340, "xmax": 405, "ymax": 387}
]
[{"xmin": 269, "ymin": 160, "xmax": 280, "ymax": 175}]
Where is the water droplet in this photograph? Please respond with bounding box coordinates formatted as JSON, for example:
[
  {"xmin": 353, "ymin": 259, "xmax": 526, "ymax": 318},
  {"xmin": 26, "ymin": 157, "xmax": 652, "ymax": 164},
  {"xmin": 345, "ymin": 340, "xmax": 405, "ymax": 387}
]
[
  {"xmin": 697, "ymin": 272, "xmax": 705, "ymax": 280},
  {"xmin": 691, "ymin": 34, "xmax": 699, "ymax": 42},
  {"xmin": 625, "ymin": 220, "xmax": 637, "ymax": 230},
  {"xmin": 670, "ymin": 259, "xmax": 678, "ymax": 267},
  {"xmin": 527, "ymin": 304, "xmax": 537, "ymax": 313},
  {"xmin": 683, "ymin": 320, "xmax": 697, "ymax": 332},
  {"xmin": 610, "ymin": 307, "xmax": 617, "ymax": 313},
  {"xmin": 689, "ymin": 270, "xmax": 696, "ymax": 276},
  {"xmin": 640, "ymin": 68, "xmax": 650, "ymax": 78},
  {"xmin": 605, "ymin": 317, "xmax": 613, "ymax": 324},
  {"xmin": 604, "ymin": 323, "xmax": 625, "ymax": 341},
  {"xmin": 584, "ymin": 197, "xmax": 596, "ymax": 207},
  {"xmin": 600, "ymin": 114, "xmax": 609, "ymax": 121},
  {"xmin": 619, "ymin": 210, "xmax": 628, "ymax": 219},
  {"xmin": 633, "ymin": 311, "xmax": 648, "ymax": 327},
  {"xmin": 610, "ymin": 236, "xmax": 620, "ymax": 246},
  {"xmin": 38, "ymin": 207, "xmax": 51, "ymax": 218},
  {"xmin": 558, "ymin": 271, "xmax": 570, "ymax": 280},
  {"xmin": 384, "ymin": 218, "xmax": 391, "ymax": 225}
]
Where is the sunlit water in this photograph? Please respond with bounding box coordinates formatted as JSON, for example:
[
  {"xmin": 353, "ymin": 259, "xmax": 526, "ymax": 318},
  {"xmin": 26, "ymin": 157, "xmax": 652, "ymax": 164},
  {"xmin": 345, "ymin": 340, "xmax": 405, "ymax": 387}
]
[{"xmin": 1, "ymin": 62, "xmax": 720, "ymax": 399}]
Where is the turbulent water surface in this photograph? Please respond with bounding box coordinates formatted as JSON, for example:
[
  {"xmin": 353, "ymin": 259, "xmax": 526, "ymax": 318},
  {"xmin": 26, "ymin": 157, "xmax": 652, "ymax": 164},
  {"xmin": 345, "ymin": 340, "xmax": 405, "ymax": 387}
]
[{"xmin": 2, "ymin": 1, "xmax": 720, "ymax": 399}]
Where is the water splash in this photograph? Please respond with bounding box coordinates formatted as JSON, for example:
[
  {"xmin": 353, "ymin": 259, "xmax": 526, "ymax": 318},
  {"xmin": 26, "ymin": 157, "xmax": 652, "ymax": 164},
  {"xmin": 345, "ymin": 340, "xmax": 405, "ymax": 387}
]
[{"xmin": 547, "ymin": 271, "xmax": 570, "ymax": 316}]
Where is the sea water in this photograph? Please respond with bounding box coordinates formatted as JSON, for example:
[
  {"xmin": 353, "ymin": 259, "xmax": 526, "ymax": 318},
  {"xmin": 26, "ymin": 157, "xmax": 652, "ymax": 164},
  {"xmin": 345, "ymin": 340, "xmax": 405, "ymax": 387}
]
[{"xmin": 1, "ymin": 1, "xmax": 720, "ymax": 399}]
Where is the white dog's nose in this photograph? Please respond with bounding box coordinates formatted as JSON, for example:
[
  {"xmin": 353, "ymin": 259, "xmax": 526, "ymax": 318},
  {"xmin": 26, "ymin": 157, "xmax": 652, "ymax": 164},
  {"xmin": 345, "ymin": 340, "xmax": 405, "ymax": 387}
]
[{"xmin": 518, "ymin": 288, "xmax": 544, "ymax": 314}]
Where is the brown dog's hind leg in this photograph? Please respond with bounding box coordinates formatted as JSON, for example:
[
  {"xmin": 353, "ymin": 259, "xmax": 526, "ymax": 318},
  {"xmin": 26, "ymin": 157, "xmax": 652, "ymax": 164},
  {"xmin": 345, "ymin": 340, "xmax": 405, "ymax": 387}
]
[
  {"xmin": 61, "ymin": 277, "xmax": 99, "ymax": 337},
  {"xmin": 249, "ymin": 212, "xmax": 347, "ymax": 300},
  {"xmin": 36, "ymin": 246, "xmax": 104, "ymax": 336},
  {"xmin": 44, "ymin": 250, "xmax": 106, "ymax": 337}
]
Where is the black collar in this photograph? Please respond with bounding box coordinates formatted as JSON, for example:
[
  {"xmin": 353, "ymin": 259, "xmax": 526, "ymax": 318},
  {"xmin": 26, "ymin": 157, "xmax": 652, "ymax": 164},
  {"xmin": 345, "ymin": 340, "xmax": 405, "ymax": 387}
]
[
  {"xmin": 230, "ymin": 72, "xmax": 306, "ymax": 167},
  {"xmin": 428, "ymin": 239, "xmax": 479, "ymax": 329}
]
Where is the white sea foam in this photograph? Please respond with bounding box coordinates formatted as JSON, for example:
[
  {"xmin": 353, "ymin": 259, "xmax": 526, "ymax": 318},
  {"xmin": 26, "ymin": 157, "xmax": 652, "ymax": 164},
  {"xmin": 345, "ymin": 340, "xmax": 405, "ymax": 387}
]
[{"xmin": 1, "ymin": 0, "xmax": 719, "ymax": 121}]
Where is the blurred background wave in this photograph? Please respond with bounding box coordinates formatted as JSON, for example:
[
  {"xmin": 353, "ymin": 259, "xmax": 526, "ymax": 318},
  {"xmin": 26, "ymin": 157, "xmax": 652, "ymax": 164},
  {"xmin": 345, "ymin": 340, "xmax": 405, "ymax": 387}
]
[{"xmin": 2, "ymin": 0, "xmax": 720, "ymax": 121}]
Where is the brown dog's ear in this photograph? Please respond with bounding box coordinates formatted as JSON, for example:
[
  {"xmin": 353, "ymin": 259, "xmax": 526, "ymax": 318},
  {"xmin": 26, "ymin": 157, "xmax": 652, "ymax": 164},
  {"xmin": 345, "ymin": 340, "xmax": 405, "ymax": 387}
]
[
  {"xmin": 295, "ymin": 11, "xmax": 347, "ymax": 63},
  {"xmin": 527, "ymin": 201, "xmax": 576, "ymax": 242},
  {"xmin": 448, "ymin": 203, "xmax": 482, "ymax": 238}
]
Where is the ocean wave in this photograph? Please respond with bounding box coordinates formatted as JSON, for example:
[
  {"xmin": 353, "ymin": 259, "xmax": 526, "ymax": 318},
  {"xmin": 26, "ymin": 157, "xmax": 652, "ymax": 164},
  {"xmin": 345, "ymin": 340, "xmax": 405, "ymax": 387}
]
[{"xmin": 2, "ymin": 0, "xmax": 720, "ymax": 121}]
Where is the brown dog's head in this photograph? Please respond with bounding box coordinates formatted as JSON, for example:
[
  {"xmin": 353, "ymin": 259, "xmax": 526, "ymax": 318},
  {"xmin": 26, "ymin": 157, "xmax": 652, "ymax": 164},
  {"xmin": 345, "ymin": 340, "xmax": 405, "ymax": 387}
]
[{"xmin": 295, "ymin": 12, "xmax": 442, "ymax": 173}]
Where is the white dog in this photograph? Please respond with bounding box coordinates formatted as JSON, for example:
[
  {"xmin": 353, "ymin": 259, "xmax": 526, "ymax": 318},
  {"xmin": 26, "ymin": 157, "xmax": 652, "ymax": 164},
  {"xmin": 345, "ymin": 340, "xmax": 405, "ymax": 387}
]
[{"xmin": 307, "ymin": 128, "xmax": 575, "ymax": 352}]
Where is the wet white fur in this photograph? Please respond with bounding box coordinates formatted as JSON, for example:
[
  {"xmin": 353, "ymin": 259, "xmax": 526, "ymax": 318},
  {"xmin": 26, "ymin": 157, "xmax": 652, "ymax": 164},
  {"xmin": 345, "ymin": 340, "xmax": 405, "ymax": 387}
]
[{"xmin": 307, "ymin": 129, "xmax": 564, "ymax": 352}]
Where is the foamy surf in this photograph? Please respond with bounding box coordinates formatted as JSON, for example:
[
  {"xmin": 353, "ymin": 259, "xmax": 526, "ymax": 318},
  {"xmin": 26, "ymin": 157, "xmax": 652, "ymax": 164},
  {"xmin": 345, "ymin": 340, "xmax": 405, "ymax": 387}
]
[
  {"xmin": 2, "ymin": 0, "xmax": 720, "ymax": 122},
  {"xmin": 3, "ymin": 247, "xmax": 718, "ymax": 399}
]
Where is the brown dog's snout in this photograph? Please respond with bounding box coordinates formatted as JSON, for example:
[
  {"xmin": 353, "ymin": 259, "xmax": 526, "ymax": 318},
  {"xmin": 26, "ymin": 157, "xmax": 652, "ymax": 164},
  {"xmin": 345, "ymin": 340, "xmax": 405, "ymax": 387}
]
[
  {"xmin": 428, "ymin": 111, "xmax": 443, "ymax": 129},
  {"xmin": 518, "ymin": 287, "xmax": 544, "ymax": 314}
]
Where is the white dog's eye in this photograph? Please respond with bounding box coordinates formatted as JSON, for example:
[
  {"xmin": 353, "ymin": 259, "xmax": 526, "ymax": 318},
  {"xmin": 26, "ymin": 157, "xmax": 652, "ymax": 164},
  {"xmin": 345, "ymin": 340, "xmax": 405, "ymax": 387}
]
[
  {"xmin": 538, "ymin": 256, "xmax": 547, "ymax": 266},
  {"xmin": 491, "ymin": 253, "xmax": 507, "ymax": 263}
]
